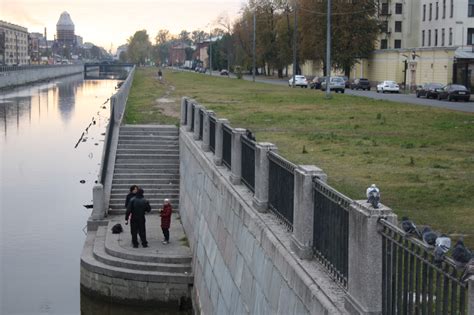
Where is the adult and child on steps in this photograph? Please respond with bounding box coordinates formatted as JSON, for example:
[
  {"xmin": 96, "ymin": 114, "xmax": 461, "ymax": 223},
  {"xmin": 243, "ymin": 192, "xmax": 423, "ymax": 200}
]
[{"xmin": 124, "ymin": 184, "xmax": 172, "ymax": 248}]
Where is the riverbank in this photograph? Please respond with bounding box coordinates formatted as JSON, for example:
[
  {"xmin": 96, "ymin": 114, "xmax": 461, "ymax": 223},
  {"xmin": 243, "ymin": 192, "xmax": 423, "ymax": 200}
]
[
  {"xmin": 124, "ymin": 67, "xmax": 474, "ymax": 247},
  {"xmin": 0, "ymin": 64, "xmax": 84, "ymax": 89}
]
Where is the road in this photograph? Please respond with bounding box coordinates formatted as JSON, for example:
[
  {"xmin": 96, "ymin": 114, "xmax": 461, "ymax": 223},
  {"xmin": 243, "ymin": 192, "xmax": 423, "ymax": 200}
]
[{"xmin": 181, "ymin": 69, "xmax": 474, "ymax": 113}]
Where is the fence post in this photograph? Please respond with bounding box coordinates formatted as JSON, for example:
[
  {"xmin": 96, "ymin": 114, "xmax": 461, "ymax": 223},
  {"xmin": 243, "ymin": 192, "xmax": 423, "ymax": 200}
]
[
  {"xmin": 345, "ymin": 201, "xmax": 396, "ymax": 315},
  {"xmin": 202, "ymin": 110, "xmax": 214, "ymax": 152},
  {"xmin": 468, "ymin": 276, "xmax": 474, "ymax": 315},
  {"xmin": 252, "ymin": 142, "xmax": 278, "ymax": 212},
  {"xmin": 290, "ymin": 165, "xmax": 327, "ymax": 260},
  {"xmin": 186, "ymin": 100, "xmax": 194, "ymax": 132},
  {"xmin": 91, "ymin": 183, "xmax": 105, "ymax": 220},
  {"xmin": 193, "ymin": 104, "xmax": 202, "ymax": 140},
  {"xmin": 214, "ymin": 118, "xmax": 229, "ymax": 166},
  {"xmin": 180, "ymin": 97, "xmax": 188, "ymax": 125},
  {"xmin": 230, "ymin": 128, "xmax": 247, "ymax": 184}
]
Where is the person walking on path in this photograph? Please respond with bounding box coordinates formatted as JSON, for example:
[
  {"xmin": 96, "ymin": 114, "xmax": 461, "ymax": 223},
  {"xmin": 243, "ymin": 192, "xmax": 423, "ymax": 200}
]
[
  {"xmin": 160, "ymin": 199, "xmax": 172, "ymax": 244},
  {"xmin": 158, "ymin": 69, "xmax": 163, "ymax": 81},
  {"xmin": 125, "ymin": 185, "xmax": 138, "ymax": 209},
  {"xmin": 125, "ymin": 188, "xmax": 151, "ymax": 248}
]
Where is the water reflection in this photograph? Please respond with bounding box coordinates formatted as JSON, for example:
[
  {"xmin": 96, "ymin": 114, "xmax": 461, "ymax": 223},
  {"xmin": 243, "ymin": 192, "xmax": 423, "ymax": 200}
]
[{"xmin": 0, "ymin": 75, "xmax": 117, "ymax": 314}]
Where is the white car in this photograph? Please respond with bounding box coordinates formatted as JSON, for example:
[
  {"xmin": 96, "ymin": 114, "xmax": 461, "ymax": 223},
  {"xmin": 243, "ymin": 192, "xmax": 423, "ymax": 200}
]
[
  {"xmin": 377, "ymin": 80, "xmax": 400, "ymax": 93},
  {"xmin": 289, "ymin": 75, "xmax": 308, "ymax": 88}
]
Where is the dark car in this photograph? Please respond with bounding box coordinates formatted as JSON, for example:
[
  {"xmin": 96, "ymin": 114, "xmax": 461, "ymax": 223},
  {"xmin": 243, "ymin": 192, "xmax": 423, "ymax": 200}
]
[
  {"xmin": 310, "ymin": 76, "xmax": 326, "ymax": 89},
  {"xmin": 350, "ymin": 78, "xmax": 371, "ymax": 91},
  {"xmin": 342, "ymin": 76, "xmax": 350, "ymax": 88},
  {"xmin": 437, "ymin": 84, "xmax": 471, "ymax": 101},
  {"xmin": 416, "ymin": 83, "xmax": 444, "ymax": 99}
]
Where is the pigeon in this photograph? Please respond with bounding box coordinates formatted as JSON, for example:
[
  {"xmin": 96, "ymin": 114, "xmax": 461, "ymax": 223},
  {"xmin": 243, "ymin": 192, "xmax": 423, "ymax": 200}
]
[
  {"xmin": 366, "ymin": 184, "xmax": 380, "ymax": 209},
  {"xmin": 400, "ymin": 216, "xmax": 422, "ymax": 238},
  {"xmin": 246, "ymin": 129, "xmax": 256, "ymax": 141},
  {"xmin": 433, "ymin": 234, "xmax": 451, "ymax": 266},
  {"xmin": 421, "ymin": 227, "xmax": 437, "ymax": 246},
  {"xmin": 452, "ymin": 239, "xmax": 472, "ymax": 268}
]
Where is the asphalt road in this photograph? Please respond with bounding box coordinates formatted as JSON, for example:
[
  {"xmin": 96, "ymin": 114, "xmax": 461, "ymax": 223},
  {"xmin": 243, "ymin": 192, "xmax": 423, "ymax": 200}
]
[{"xmin": 183, "ymin": 69, "xmax": 474, "ymax": 113}]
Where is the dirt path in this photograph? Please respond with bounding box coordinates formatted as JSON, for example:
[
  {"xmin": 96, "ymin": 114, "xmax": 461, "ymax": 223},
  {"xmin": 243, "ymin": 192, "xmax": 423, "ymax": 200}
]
[{"xmin": 153, "ymin": 80, "xmax": 181, "ymax": 119}]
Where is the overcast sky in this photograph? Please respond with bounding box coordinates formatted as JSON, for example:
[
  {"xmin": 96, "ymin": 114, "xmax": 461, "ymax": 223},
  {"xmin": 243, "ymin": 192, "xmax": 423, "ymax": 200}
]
[{"xmin": 1, "ymin": 0, "xmax": 245, "ymax": 52}]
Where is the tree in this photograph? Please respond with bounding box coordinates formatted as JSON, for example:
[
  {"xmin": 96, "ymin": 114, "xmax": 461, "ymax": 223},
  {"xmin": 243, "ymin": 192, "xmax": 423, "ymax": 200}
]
[
  {"xmin": 155, "ymin": 29, "xmax": 171, "ymax": 45},
  {"xmin": 192, "ymin": 30, "xmax": 207, "ymax": 45},
  {"xmin": 127, "ymin": 30, "xmax": 152, "ymax": 65},
  {"xmin": 178, "ymin": 30, "xmax": 192, "ymax": 45}
]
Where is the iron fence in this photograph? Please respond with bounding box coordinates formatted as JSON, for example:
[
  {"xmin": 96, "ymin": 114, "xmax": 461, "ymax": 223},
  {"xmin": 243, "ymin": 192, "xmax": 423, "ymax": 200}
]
[
  {"xmin": 222, "ymin": 124, "xmax": 232, "ymax": 169},
  {"xmin": 199, "ymin": 109, "xmax": 204, "ymax": 140},
  {"xmin": 190, "ymin": 104, "xmax": 195, "ymax": 132},
  {"xmin": 268, "ymin": 151, "xmax": 296, "ymax": 231},
  {"xmin": 312, "ymin": 178, "xmax": 350, "ymax": 288},
  {"xmin": 209, "ymin": 116, "xmax": 216, "ymax": 153},
  {"xmin": 379, "ymin": 219, "xmax": 469, "ymax": 315},
  {"xmin": 184, "ymin": 99, "xmax": 188, "ymax": 125},
  {"xmin": 241, "ymin": 135, "xmax": 256, "ymax": 192}
]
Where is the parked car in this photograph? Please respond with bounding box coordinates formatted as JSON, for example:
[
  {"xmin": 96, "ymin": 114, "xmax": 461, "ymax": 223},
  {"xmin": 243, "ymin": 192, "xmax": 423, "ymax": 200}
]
[
  {"xmin": 288, "ymin": 75, "xmax": 308, "ymax": 88},
  {"xmin": 320, "ymin": 76, "xmax": 345, "ymax": 93},
  {"xmin": 350, "ymin": 78, "xmax": 371, "ymax": 90},
  {"xmin": 436, "ymin": 84, "xmax": 471, "ymax": 101},
  {"xmin": 342, "ymin": 76, "xmax": 350, "ymax": 88},
  {"xmin": 220, "ymin": 69, "xmax": 229, "ymax": 76},
  {"xmin": 376, "ymin": 81, "xmax": 400, "ymax": 93},
  {"xmin": 416, "ymin": 83, "xmax": 444, "ymax": 98},
  {"xmin": 310, "ymin": 76, "xmax": 326, "ymax": 89}
]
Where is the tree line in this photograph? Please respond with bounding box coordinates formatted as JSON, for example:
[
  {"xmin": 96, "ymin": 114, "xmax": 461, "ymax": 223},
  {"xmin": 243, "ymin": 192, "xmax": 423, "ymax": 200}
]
[{"xmin": 122, "ymin": 0, "xmax": 380, "ymax": 77}]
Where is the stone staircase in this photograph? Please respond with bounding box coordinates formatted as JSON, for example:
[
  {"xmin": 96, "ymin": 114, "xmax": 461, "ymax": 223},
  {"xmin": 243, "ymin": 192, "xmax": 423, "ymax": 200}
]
[{"xmin": 108, "ymin": 125, "xmax": 180, "ymax": 214}]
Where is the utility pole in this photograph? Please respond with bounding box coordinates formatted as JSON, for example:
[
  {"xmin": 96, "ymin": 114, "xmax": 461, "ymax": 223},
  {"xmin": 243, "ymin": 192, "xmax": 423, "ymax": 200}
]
[
  {"xmin": 325, "ymin": 0, "xmax": 332, "ymax": 98},
  {"xmin": 252, "ymin": 9, "xmax": 256, "ymax": 82},
  {"xmin": 292, "ymin": 1, "xmax": 297, "ymax": 88}
]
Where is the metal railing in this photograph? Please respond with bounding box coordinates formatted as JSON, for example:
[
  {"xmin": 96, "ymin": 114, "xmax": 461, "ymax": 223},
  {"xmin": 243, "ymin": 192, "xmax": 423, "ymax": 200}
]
[
  {"xmin": 312, "ymin": 178, "xmax": 351, "ymax": 288},
  {"xmin": 0, "ymin": 64, "xmax": 80, "ymax": 73},
  {"xmin": 222, "ymin": 124, "xmax": 232, "ymax": 169},
  {"xmin": 199, "ymin": 108, "xmax": 204, "ymax": 140},
  {"xmin": 184, "ymin": 99, "xmax": 188, "ymax": 125},
  {"xmin": 190, "ymin": 104, "xmax": 195, "ymax": 132},
  {"xmin": 241, "ymin": 135, "xmax": 256, "ymax": 192},
  {"xmin": 209, "ymin": 116, "xmax": 216, "ymax": 153},
  {"xmin": 268, "ymin": 151, "xmax": 296, "ymax": 231},
  {"xmin": 379, "ymin": 219, "xmax": 469, "ymax": 315}
]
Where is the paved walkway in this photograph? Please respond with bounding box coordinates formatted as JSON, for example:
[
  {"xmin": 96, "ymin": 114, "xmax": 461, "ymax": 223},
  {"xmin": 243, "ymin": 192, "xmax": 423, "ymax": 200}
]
[{"xmin": 107, "ymin": 213, "xmax": 191, "ymax": 256}]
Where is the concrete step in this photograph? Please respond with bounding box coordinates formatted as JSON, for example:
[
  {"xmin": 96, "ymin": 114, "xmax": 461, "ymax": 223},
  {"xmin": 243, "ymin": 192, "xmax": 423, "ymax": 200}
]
[
  {"xmin": 117, "ymin": 139, "xmax": 179, "ymax": 145},
  {"xmin": 117, "ymin": 144, "xmax": 179, "ymax": 150},
  {"xmin": 81, "ymin": 231, "xmax": 193, "ymax": 284},
  {"xmin": 107, "ymin": 208, "xmax": 180, "ymax": 215},
  {"xmin": 110, "ymin": 190, "xmax": 179, "ymax": 197},
  {"xmin": 116, "ymin": 149, "xmax": 179, "ymax": 155},
  {"xmin": 112, "ymin": 179, "xmax": 179, "ymax": 185},
  {"xmin": 120, "ymin": 125, "xmax": 178, "ymax": 131},
  {"xmin": 93, "ymin": 227, "xmax": 191, "ymax": 273},
  {"xmin": 112, "ymin": 173, "xmax": 180, "ymax": 180},
  {"xmin": 113, "ymin": 166, "xmax": 179, "ymax": 173},
  {"xmin": 119, "ymin": 135, "xmax": 179, "ymax": 141},
  {"xmin": 109, "ymin": 199, "xmax": 179, "ymax": 209}
]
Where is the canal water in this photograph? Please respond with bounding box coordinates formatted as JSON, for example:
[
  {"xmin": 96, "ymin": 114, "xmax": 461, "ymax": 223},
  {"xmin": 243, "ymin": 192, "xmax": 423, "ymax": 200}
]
[{"xmin": 0, "ymin": 74, "xmax": 116, "ymax": 315}]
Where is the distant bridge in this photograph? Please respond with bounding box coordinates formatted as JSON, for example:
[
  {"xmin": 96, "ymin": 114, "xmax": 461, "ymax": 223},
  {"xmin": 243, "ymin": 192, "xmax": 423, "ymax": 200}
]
[{"xmin": 84, "ymin": 63, "xmax": 134, "ymax": 80}]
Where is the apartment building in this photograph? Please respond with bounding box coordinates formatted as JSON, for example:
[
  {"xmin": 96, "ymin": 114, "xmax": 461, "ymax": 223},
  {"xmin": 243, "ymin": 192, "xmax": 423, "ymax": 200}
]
[{"xmin": 0, "ymin": 20, "xmax": 29, "ymax": 65}]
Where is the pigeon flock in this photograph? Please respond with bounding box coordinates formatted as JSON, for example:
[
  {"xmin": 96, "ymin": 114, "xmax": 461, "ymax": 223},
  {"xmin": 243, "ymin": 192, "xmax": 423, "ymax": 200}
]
[{"xmin": 400, "ymin": 216, "xmax": 473, "ymax": 279}]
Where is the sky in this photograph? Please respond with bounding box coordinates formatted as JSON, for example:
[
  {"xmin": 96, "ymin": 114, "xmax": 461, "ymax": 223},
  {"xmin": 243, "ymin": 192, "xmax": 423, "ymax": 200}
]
[{"xmin": 1, "ymin": 0, "xmax": 246, "ymax": 53}]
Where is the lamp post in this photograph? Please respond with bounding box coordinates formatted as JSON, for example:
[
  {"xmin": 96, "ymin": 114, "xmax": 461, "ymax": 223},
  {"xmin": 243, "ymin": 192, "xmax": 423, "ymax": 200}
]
[
  {"xmin": 325, "ymin": 0, "xmax": 332, "ymax": 98},
  {"xmin": 292, "ymin": 1, "xmax": 297, "ymax": 88}
]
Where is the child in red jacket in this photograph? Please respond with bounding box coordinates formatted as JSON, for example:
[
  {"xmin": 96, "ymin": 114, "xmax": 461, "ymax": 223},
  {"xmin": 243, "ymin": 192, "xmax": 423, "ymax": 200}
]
[{"xmin": 160, "ymin": 199, "xmax": 172, "ymax": 244}]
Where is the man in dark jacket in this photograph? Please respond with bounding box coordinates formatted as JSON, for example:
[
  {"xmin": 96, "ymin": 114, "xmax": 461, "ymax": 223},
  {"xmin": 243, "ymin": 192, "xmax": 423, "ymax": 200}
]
[
  {"xmin": 125, "ymin": 188, "xmax": 151, "ymax": 248},
  {"xmin": 125, "ymin": 185, "xmax": 138, "ymax": 208}
]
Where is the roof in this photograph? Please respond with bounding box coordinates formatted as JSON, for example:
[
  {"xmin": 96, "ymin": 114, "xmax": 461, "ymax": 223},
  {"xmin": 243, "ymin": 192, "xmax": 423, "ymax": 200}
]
[{"xmin": 56, "ymin": 12, "xmax": 74, "ymax": 31}]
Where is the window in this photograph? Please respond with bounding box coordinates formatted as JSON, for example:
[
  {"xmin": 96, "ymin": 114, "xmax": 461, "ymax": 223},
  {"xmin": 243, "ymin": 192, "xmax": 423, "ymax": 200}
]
[
  {"xmin": 395, "ymin": 3, "xmax": 402, "ymax": 14},
  {"xmin": 469, "ymin": 0, "xmax": 474, "ymax": 17},
  {"xmin": 468, "ymin": 28, "xmax": 474, "ymax": 45},
  {"xmin": 442, "ymin": 28, "xmax": 445, "ymax": 46},
  {"xmin": 394, "ymin": 40, "xmax": 402, "ymax": 48},
  {"xmin": 380, "ymin": 39, "xmax": 388, "ymax": 49},
  {"xmin": 428, "ymin": 29, "xmax": 432, "ymax": 46},
  {"xmin": 381, "ymin": 20, "xmax": 389, "ymax": 33},
  {"xmin": 395, "ymin": 21, "xmax": 402, "ymax": 32},
  {"xmin": 422, "ymin": 30, "xmax": 425, "ymax": 46},
  {"xmin": 449, "ymin": 28, "xmax": 453, "ymax": 45},
  {"xmin": 450, "ymin": 0, "xmax": 453, "ymax": 18},
  {"xmin": 435, "ymin": 29, "xmax": 438, "ymax": 46},
  {"xmin": 443, "ymin": 0, "xmax": 446, "ymax": 18},
  {"xmin": 381, "ymin": 3, "xmax": 389, "ymax": 15},
  {"xmin": 429, "ymin": 3, "xmax": 432, "ymax": 20},
  {"xmin": 436, "ymin": 2, "xmax": 439, "ymax": 19},
  {"xmin": 423, "ymin": 4, "xmax": 426, "ymax": 20}
]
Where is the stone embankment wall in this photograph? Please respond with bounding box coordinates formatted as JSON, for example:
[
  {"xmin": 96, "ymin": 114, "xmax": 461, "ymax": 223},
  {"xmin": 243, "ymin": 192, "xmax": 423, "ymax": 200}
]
[
  {"xmin": 179, "ymin": 124, "xmax": 348, "ymax": 314},
  {"xmin": 0, "ymin": 65, "xmax": 84, "ymax": 89}
]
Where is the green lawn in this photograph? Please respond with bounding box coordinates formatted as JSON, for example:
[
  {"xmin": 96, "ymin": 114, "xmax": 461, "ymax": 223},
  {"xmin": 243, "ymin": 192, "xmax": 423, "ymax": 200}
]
[{"xmin": 125, "ymin": 67, "xmax": 474, "ymax": 247}]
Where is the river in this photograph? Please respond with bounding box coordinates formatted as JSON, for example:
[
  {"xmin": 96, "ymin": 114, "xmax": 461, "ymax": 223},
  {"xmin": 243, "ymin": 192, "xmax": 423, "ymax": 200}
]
[{"xmin": 0, "ymin": 74, "xmax": 117, "ymax": 314}]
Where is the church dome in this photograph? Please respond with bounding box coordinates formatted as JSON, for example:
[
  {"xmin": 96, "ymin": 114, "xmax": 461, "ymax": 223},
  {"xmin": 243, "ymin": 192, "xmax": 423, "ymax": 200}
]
[{"xmin": 56, "ymin": 12, "xmax": 75, "ymax": 32}]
